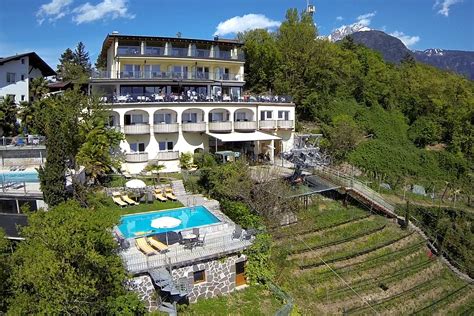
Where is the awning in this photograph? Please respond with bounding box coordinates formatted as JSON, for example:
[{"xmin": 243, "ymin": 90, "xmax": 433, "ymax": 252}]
[{"xmin": 207, "ymin": 131, "xmax": 281, "ymax": 142}]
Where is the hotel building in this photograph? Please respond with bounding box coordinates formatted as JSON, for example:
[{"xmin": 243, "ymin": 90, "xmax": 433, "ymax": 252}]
[{"xmin": 89, "ymin": 33, "xmax": 295, "ymax": 173}]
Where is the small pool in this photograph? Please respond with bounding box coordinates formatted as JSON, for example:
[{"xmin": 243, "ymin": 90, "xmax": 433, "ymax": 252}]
[
  {"xmin": 117, "ymin": 205, "xmax": 221, "ymax": 239},
  {"xmin": 0, "ymin": 170, "xmax": 39, "ymax": 183}
]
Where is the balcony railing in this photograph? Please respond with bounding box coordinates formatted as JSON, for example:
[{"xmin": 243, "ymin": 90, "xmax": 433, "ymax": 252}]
[
  {"xmin": 154, "ymin": 151, "xmax": 179, "ymax": 160},
  {"xmin": 153, "ymin": 123, "xmax": 179, "ymax": 133},
  {"xmin": 124, "ymin": 124, "xmax": 150, "ymax": 134},
  {"xmin": 116, "ymin": 47, "xmax": 244, "ymax": 61},
  {"xmin": 126, "ymin": 152, "xmax": 148, "ymax": 163},
  {"xmin": 91, "ymin": 70, "xmax": 243, "ymax": 81},
  {"xmin": 106, "ymin": 125, "xmax": 121, "ymax": 132},
  {"xmin": 234, "ymin": 121, "xmax": 257, "ymax": 131},
  {"xmin": 209, "ymin": 121, "xmax": 232, "ymax": 132},
  {"xmin": 259, "ymin": 120, "xmax": 276, "ymax": 129},
  {"xmin": 277, "ymin": 120, "xmax": 294, "ymax": 129},
  {"xmin": 181, "ymin": 122, "xmax": 206, "ymax": 132}
]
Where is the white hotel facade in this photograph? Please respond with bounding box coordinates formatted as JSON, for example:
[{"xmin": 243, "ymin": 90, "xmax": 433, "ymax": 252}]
[{"xmin": 89, "ymin": 33, "xmax": 295, "ymax": 174}]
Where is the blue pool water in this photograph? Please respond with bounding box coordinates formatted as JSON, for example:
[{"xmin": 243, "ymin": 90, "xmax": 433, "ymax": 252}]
[
  {"xmin": 118, "ymin": 205, "xmax": 220, "ymax": 239},
  {"xmin": 0, "ymin": 170, "xmax": 39, "ymax": 183}
]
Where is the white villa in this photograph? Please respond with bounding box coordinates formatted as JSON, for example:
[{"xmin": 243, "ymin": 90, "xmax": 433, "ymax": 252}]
[
  {"xmin": 0, "ymin": 52, "xmax": 55, "ymax": 103},
  {"xmin": 89, "ymin": 33, "xmax": 296, "ymax": 174}
]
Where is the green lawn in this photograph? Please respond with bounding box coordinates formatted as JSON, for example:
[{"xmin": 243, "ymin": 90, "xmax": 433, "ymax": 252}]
[{"xmin": 179, "ymin": 285, "xmax": 283, "ymax": 316}]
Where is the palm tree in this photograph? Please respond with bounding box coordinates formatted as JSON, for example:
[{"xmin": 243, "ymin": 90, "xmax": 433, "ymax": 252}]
[{"xmin": 144, "ymin": 163, "xmax": 165, "ymax": 185}]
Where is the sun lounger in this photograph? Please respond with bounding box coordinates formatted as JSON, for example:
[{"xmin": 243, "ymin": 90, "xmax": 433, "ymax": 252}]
[
  {"xmin": 147, "ymin": 237, "xmax": 169, "ymax": 252},
  {"xmin": 122, "ymin": 194, "xmax": 139, "ymax": 205},
  {"xmin": 12, "ymin": 182, "xmax": 24, "ymax": 189},
  {"xmin": 112, "ymin": 196, "xmax": 127, "ymax": 207},
  {"xmin": 164, "ymin": 188, "xmax": 177, "ymax": 201},
  {"xmin": 135, "ymin": 237, "xmax": 157, "ymax": 256},
  {"xmin": 154, "ymin": 189, "xmax": 167, "ymax": 202}
]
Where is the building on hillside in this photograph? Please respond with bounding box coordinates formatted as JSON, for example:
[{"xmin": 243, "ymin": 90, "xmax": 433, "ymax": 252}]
[
  {"xmin": 0, "ymin": 52, "xmax": 56, "ymax": 103},
  {"xmin": 89, "ymin": 33, "xmax": 296, "ymax": 174}
]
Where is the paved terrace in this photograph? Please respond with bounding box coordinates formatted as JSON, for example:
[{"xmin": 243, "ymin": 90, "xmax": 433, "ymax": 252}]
[{"xmin": 119, "ymin": 180, "xmax": 253, "ymax": 274}]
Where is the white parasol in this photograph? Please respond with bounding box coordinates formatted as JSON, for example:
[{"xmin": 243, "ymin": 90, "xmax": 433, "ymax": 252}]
[
  {"xmin": 125, "ymin": 179, "xmax": 146, "ymax": 189},
  {"xmin": 151, "ymin": 216, "xmax": 182, "ymax": 245}
]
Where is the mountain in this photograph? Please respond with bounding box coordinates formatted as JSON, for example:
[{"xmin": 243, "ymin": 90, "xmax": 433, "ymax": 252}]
[
  {"xmin": 324, "ymin": 23, "xmax": 371, "ymax": 42},
  {"xmin": 345, "ymin": 30, "xmax": 474, "ymax": 80},
  {"xmin": 348, "ymin": 30, "xmax": 413, "ymax": 64}
]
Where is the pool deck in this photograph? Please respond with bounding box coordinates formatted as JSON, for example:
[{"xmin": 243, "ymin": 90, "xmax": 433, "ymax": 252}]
[{"xmin": 118, "ymin": 180, "xmax": 253, "ymax": 274}]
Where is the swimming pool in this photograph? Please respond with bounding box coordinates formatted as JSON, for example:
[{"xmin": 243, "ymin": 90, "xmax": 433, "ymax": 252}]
[
  {"xmin": 117, "ymin": 205, "xmax": 221, "ymax": 239},
  {"xmin": 0, "ymin": 170, "xmax": 39, "ymax": 183}
]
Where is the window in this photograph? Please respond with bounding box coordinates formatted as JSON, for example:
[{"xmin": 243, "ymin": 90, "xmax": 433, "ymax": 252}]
[
  {"xmin": 235, "ymin": 112, "xmax": 246, "ymax": 121},
  {"xmin": 278, "ymin": 111, "xmax": 289, "ymax": 120},
  {"xmin": 260, "ymin": 111, "xmax": 272, "ymax": 120},
  {"xmin": 154, "ymin": 113, "xmax": 172, "ymax": 124},
  {"xmin": 144, "ymin": 65, "xmax": 161, "ymax": 78},
  {"xmin": 123, "ymin": 64, "xmax": 140, "ymax": 78},
  {"xmin": 6, "ymin": 73, "xmax": 15, "ymax": 83},
  {"xmin": 193, "ymin": 270, "xmax": 206, "ymax": 284},
  {"xmin": 21, "ymin": 95, "xmax": 25, "ymax": 101},
  {"xmin": 21, "ymin": 74, "xmax": 25, "ymax": 81},
  {"xmin": 131, "ymin": 114, "xmax": 145, "ymax": 124},
  {"xmin": 158, "ymin": 141, "xmax": 173, "ymax": 151},
  {"xmin": 21, "ymin": 58, "xmax": 25, "ymax": 64},
  {"xmin": 182, "ymin": 112, "xmax": 198, "ymax": 123},
  {"xmin": 130, "ymin": 143, "xmax": 145, "ymax": 153},
  {"xmin": 211, "ymin": 112, "xmax": 224, "ymax": 122}
]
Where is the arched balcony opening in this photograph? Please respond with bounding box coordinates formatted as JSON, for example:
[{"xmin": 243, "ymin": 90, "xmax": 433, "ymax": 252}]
[
  {"xmin": 182, "ymin": 108, "xmax": 206, "ymax": 132},
  {"xmin": 208, "ymin": 108, "xmax": 232, "ymax": 133},
  {"xmin": 153, "ymin": 109, "xmax": 178, "ymax": 133},
  {"xmin": 234, "ymin": 108, "xmax": 256, "ymax": 132},
  {"xmin": 124, "ymin": 110, "xmax": 150, "ymax": 134}
]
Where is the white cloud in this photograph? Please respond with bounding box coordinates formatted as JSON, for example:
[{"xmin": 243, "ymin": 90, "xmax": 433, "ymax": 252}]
[
  {"xmin": 214, "ymin": 14, "xmax": 280, "ymax": 36},
  {"xmin": 355, "ymin": 11, "xmax": 376, "ymax": 27},
  {"xmin": 72, "ymin": 0, "xmax": 135, "ymax": 24},
  {"xmin": 390, "ymin": 31, "xmax": 420, "ymax": 47},
  {"xmin": 336, "ymin": 16, "xmax": 343, "ymax": 21},
  {"xmin": 434, "ymin": 0, "xmax": 462, "ymax": 16},
  {"xmin": 36, "ymin": 0, "xmax": 73, "ymax": 24}
]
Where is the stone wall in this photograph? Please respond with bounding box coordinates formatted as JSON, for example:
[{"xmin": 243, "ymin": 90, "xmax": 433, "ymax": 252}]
[
  {"xmin": 172, "ymin": 254, "xmax": 247, "ymax": 303},
  {"xmin": 127, "ymin": 275, "xmax": 159, "ymax": 312}
]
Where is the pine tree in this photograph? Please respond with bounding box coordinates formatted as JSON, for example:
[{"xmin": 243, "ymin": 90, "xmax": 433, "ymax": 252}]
[{"xmin": 73, "ymin": 42, "xmax": 91, "ymax": 73}]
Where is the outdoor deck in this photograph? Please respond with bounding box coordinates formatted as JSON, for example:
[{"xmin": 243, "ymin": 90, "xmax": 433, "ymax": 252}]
[{"xmin": 120, "ymin": 226, "xmax": 252, "ymax": 274}]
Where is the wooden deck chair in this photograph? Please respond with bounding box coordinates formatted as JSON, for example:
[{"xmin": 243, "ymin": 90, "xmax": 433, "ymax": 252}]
[
  {"xmin": 135, "ymin": 237, "xmax": 157, "ymax": 256},
  {"xmin": 154, "ymin": 189, "xmax": 167, "ymax": 202},
  {"xmin": 122, "ymin": 194, "xmax": 139, "ymax": 205},
  {"xmin": 164, "ymin": 187, "xmax": 177, "ymax": 201},
  {"xmin": 112, "ymin": 196, "xmax": 127, "ymax": 207},
  {"xmin": 147, "ymin": 237, "xmax": 169, "ymax": 253}
]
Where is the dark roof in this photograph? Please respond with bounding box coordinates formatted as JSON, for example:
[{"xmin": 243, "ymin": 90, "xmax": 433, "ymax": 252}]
[
  {"xmin": 98, "ymin": 33, "xmax": 243, "ymax": 61},
  {"xmin": 48, "ymin": 80, "xmax": 73, "ymax": 89},
  {"xmin": 0, "ymin": 213, "xmax": 27, "ymax": 239},
  {"xmin": 0, "ymin": 52, "xmax": 56, "ymax": 77}
]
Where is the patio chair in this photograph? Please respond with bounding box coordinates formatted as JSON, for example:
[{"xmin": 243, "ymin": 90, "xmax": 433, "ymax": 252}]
[
  {"xmin": 121, "ymin": 194, "xmax": 139, "ymax": 205},
  {"xmin": 192, "ymin": 228, "xmax": 200, "ymax": 238},
  {"xmin": 135, "ymin": 237, "xmax": 157, "ymax": 256},
  {"xmin": 164, "ymin": 188, "xmax": 177, "ymax": 201},
  {"xmin": 112, "ymin": 195, "xmax": 127, "ymax": 208},
  {"xmin": 196, "ymin": 233, "xmax": 206, "ymax": 247},
  {"xmin": 232, "ymin": 225, "xmax": 243, "ymax": 240},
  {"xmin": 147, "ymin": 237, "xmax": 169, "ymax": 253},
  {"xmin": 154, "ymin": 189, "xmax": 167, "ymax": 202}
]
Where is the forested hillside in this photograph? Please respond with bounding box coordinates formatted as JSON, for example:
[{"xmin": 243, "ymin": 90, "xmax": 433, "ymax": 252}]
[{"xmin": 240, "ymin": 9, "xmax": 473, "ymax": 198}]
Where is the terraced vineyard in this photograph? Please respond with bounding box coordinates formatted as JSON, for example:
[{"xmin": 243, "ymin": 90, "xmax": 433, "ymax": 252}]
[{"xmin": 272, "ymin": 200, "xmax": 473, "ymax": 315}]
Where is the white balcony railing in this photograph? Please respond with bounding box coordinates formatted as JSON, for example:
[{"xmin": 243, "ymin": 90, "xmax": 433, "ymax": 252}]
[
  {"xmin": 234, "ymin": 121, "xmax": 257, "ymax": 131},
  {"xmin": 153, "ymin": 123, "xmax": 179, "ymax": 133},
  {"xmin": 277, "ymin": 120, "xmax": 294, "ymax": 129},
  {"xmin": 209, "ymin": 121, "xmax": 232, "ymax": 132},
  {"xmin": 181, "ymin": 122, "xmax": 206, "ymax": 132},
  {"xmin": 124, "ymin": 124, "xmax": 150, "ymax": 135},
  {"xmin": 154, "ymin": 151, "xmax": 180, "ymax": 160},
  {"xmin": 259, "ymin": 120, "xmax": 276, "ymax": 129},
  {"xmin": 125, "ymin": 152, "xmax": 148, "ymax": 163}
]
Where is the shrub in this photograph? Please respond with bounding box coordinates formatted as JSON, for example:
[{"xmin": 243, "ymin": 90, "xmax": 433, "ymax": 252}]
[{"xmin": 220, "ymin": 200, "xmax": 262, "ymax": 228}]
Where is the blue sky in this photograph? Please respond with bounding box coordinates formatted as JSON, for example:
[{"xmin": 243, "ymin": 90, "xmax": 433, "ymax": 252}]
[{"xmin": 0, "ymin": 0, "xmax": 473, "ymax": 69}]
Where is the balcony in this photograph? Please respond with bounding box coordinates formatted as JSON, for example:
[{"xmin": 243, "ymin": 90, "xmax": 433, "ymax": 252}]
[
  {"xmin": 277, "ymin": 120, "xmax": 294, "ymax": 129},
  {"xmin": 153, "ymin": 123, "xmax": 179, "ymax": 133},
  {"xmin": 124, "ymin": 124, "xmax": 150, "ymax": 135},
  {"xmin": 126, "ymin": 152, "xmax": 148, "ymax": 163},
  {"xmin": 209, "ymin": 121, "xmax": 232, "ymax": 133},
  {"xmin": 107, "ymin": 125, "xmax": 121, "ymax": 132},
  {"xmin": 234, "ymin": 121, "xmax": 257, "ymax": 131},
  {"xmin": 259, "ymin": 120, "xmax": 276, "ymax": 129},
  {"xmin": 91, "ymin": 71, "xmax": 243, "ymax": 82},
  {"xmin": 182, "ymin": 122, "xmax": 206, "ymax": 132},
  {"xmin": 116, "ymin": 45, "xmax": 244, "ymax": 61},
  {"xmin": 155, "ymin": 151, "xmax": 179, "ymax": 160}
]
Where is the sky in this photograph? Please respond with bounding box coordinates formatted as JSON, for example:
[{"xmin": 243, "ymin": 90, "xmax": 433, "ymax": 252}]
[{"xmin": 0, "ymin": 0, "xmax": 473, "ymax": 69}]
